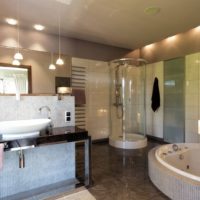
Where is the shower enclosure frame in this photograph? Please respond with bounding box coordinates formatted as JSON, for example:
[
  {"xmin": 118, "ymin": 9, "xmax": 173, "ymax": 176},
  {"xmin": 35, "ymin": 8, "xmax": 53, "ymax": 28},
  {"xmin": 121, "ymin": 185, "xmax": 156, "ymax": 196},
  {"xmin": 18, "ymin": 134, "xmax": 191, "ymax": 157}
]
[{"xmin": 109, "ymin": 58, "xmax": 148, "ymax": 149}]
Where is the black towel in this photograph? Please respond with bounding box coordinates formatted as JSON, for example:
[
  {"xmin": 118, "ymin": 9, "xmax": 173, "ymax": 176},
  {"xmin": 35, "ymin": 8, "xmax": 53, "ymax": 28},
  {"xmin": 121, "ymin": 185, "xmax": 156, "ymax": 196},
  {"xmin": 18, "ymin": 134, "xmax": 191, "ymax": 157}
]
[{"xmin": 151, "ymin": 77, "xmax": 160, "ymax": 112}]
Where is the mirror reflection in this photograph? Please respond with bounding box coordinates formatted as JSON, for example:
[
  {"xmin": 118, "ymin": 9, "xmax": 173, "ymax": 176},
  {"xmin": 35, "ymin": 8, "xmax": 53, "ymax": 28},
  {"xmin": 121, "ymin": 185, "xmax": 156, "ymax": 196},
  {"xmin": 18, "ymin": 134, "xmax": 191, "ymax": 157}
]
[
  {"xmin": 0, "ymin": 64, "xmax": 31, "ymax": 94},
  {"xmin": 0, "ymin": 46, "xmax": 71, "ymax": 94}
]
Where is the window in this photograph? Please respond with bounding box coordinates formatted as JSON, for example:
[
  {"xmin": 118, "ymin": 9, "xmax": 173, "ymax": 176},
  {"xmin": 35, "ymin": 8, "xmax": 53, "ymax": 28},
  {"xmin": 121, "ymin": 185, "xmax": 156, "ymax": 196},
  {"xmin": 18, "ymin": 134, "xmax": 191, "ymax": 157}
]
[{"xmin": 0, "ymin": 64, "xmax": 32, "ymax": 94}]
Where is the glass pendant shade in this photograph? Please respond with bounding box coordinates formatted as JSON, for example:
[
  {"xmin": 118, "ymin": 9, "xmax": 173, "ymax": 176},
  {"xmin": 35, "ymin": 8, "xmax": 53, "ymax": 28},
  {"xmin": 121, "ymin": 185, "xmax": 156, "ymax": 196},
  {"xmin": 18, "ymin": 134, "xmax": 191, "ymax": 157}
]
[
  {"xmin": 14, "ymin": 52, "xmax": 23, "ymax": 60},
  {"xmin": 56, "ymin": 57, "xmax": 64, "ymax": 65},
  {"xmin": 12, "ymin": 59, "xmax": 20, "ymax": 66},
  {"xmin": 49, "ymin": 64, "xmax": 56, "ymax": 70}
]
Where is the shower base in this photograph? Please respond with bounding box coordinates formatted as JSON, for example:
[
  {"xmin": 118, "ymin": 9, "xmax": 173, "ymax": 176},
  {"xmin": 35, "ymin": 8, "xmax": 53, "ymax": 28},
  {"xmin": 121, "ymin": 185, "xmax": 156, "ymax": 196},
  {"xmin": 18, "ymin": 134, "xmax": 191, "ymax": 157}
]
[{"xmin": 109, "ymin": 133, "xmax": 147, "ymax": 149}]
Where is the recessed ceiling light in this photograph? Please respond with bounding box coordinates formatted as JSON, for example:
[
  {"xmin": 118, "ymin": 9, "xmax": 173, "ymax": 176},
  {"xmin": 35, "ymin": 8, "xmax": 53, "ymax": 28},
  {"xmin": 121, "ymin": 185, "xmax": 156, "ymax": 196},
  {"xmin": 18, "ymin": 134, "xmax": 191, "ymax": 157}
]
[
  {"xmin": 166, "ymin": 35, "xmax": 177, "ymax": 42},
  {"xmin": 145, "ymin": 6, "xmax": 161, "ymax": 15},
  {"xmin": 5, "ymin": 18, "xmax": 18, "ymax": 25},
  {"xmin": 144, "ymin": 43, "xmax": 154, "ymax": 49},
  {"xmin": 195, "ymin": 26, "xmax": 200, "ymax": 31},
  {"xmin": 34, "ymin": 24, "xmax": 45, "ymax": 31},
  {"xmin": 56, "ymin": 0, "xmax": 72, "ymax": 5}
]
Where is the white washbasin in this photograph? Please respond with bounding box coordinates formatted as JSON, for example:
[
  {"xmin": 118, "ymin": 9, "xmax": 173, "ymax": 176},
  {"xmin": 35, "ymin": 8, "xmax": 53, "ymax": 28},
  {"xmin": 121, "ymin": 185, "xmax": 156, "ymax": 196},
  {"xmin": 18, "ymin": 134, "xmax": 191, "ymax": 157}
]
[{"xmin": 0, "ymin": 118, "xmax": 51, "ymax": 140}]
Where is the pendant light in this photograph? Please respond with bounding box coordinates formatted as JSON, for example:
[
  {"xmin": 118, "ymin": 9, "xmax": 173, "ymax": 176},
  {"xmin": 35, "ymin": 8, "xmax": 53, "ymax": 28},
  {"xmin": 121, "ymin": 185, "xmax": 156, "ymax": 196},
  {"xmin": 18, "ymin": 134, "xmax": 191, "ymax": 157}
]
[
  {"xmin": 14, "ymin": 0, "xmax": 23, "ymax": 61},
  {"xmin": 12, "ymin": 59, "xmax": 20, "ymax": 66},
  {"xmin": 56, "ymin": 6, "xmax": 64, "ymax": 65},
  {"xmin": 49, "ymin": 53, "xmax": 56, "ymax": 70}
]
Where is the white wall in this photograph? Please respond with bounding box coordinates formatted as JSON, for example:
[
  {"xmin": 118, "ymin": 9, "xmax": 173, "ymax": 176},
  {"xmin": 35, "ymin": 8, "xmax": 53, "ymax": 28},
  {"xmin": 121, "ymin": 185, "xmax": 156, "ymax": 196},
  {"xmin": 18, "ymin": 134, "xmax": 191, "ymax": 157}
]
[
  {"xmin": 185, "ymin": 52, "xmax": 200, "ymax": 142},
  {"xmin": 146, "ymin": 62, "xmax": 164, "ymax": 138},
  {"xmin": 72, "ymin": 58, "xmax": 110, "ymax": 140}
]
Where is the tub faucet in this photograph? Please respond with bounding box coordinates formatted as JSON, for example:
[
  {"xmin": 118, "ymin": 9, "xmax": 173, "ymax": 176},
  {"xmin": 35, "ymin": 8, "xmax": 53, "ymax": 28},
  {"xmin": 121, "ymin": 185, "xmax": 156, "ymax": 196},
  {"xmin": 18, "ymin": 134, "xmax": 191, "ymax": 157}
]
[{"xmin": 172, "ymin": 144, "xmax": 179, "ymax": 152}]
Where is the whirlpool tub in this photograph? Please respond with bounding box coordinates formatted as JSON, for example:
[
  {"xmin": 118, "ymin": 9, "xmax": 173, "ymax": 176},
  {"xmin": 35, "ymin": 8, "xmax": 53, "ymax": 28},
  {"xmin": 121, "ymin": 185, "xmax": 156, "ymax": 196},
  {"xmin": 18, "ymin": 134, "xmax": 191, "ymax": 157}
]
[{"xmin": 148, "ymin": 143, "xmax": 200, "ymax": 200}]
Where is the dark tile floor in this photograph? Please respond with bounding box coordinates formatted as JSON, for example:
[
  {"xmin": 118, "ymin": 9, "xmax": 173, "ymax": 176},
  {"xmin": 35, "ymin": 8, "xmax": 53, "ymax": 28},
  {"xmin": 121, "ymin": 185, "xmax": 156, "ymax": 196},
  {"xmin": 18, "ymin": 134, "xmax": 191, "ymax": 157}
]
[{"xmin": 88, "ymin": 141, "xmax": 169, "ymax": 200}]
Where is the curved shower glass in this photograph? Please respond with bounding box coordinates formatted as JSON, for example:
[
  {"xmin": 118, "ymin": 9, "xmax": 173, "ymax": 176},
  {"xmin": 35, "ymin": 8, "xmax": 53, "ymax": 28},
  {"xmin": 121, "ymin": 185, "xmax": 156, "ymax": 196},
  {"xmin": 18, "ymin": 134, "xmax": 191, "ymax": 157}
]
[{"xmin": 109, "ymin": 58, "xmax": 147, "ymax": 149}]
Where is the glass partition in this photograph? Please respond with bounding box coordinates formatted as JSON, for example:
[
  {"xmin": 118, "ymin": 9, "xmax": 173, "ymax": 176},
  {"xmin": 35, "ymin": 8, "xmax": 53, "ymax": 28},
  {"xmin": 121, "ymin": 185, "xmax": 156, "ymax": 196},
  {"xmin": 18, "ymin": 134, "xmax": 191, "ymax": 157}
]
[{"xmin": 109, "ymin": 59, "xmax": 147, "ymax": 148}]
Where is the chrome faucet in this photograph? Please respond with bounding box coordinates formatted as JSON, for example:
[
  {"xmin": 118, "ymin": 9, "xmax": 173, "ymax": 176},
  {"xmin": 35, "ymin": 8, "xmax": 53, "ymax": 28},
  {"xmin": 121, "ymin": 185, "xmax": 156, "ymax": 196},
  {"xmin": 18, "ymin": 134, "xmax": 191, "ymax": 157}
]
[
  {"xmin": 172, "ymin": 144, "xmax": 179, "ymax": 151},
  {"xmin": 38, "ymin": 106, "xmax": 53, "ymax": 128},
  {"xmin": 38, "ymin": 106, "xmax": 51, "ymax": 119}
]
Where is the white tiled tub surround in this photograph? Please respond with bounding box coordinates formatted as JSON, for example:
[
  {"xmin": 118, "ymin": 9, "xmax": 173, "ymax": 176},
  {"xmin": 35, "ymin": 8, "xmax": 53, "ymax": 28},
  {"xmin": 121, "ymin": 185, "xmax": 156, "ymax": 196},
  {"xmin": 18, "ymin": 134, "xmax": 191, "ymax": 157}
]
[
  {"xmin": 149, "ymin": 145, "xmax": 200, "ymax": 200},
  {"xmin": 0, "ymin": 95, "xmax": 76, "ymax": 199}
]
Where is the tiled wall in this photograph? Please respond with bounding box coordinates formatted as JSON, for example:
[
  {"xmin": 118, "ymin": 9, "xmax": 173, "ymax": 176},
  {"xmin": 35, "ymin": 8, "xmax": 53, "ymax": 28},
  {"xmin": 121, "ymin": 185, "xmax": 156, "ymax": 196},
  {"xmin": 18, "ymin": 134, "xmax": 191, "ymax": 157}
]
[
  {"xmin": 72, "ymin": 57, "xmax": 165, "ymax": 140},
  {"xmin": 0, "ymin": 95, "xmax": 75, "ymax": 127},
  {"xmin": 0, "ymin": 95, "xmax": 76, "ymax": 198},
  {"xmin": 164, "ymin": 58, "xmax": 185, "ymax": 143},
  {"xmin": 185, "ymin": 52, "xmax": 200, "ymax": 142},
  {"xmin": 146, "ymin": 52, "xmax": 200, "ymax": 142},
  {"xmin": 146, "ymin": 62, "xmax": 164, "ymax": 138},
  {"xmin": 71, "ymin": 54, "xmax": 200, "ymax": 143},
  {"xmin": 72, "ymin": 58, "xmax": 110, "ymax": 140},
  {"xmin": 0, "ymin": 143, "xmax": 75, "ymax": 198}
]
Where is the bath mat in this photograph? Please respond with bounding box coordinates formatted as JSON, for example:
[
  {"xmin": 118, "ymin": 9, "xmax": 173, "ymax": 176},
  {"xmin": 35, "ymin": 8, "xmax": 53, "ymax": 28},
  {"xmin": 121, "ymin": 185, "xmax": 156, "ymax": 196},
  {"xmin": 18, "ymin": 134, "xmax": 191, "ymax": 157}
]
[{"xmin": 47, "ymin": 188, "xmax": 96, "ymax": 200}]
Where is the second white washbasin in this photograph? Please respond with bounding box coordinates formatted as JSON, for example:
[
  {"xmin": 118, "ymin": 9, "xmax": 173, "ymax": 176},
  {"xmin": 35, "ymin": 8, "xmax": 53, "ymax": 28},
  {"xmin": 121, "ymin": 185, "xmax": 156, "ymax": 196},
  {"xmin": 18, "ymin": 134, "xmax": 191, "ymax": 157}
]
[{"xmin": 0, "ymin": 118, "xmax": 51, "ymax": 140}]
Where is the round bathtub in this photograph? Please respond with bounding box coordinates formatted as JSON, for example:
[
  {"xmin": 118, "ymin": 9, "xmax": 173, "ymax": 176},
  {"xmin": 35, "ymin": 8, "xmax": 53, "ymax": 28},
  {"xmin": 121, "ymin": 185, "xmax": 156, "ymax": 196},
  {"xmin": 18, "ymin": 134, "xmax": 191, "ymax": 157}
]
[{"xmin": 148, "ymin": 143, "xmax": 200, "ymax": 200}]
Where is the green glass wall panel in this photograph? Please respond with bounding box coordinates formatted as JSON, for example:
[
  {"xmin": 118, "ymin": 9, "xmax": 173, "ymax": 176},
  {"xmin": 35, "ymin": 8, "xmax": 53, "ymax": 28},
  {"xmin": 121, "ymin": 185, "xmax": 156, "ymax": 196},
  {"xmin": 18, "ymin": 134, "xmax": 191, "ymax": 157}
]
[{"xmin": 164, "ymin": 57, "xmax": 185, "ymax": 143}]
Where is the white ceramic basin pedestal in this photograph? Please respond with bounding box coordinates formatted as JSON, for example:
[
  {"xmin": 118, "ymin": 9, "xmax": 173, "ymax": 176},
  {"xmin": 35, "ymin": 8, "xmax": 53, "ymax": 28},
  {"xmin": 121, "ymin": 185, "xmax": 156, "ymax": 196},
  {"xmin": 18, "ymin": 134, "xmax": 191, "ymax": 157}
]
[{"xmin": 0, "ymin": 118, "xmax": 51, "ymax": 140}]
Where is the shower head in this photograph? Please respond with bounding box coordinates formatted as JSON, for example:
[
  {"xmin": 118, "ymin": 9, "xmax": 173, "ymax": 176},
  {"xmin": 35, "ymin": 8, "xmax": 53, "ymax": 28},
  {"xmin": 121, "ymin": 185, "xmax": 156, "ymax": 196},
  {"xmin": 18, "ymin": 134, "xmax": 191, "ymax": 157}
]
[{"xmin": 109, "ymin": 58, "xmax": 147, "ymax": 67}]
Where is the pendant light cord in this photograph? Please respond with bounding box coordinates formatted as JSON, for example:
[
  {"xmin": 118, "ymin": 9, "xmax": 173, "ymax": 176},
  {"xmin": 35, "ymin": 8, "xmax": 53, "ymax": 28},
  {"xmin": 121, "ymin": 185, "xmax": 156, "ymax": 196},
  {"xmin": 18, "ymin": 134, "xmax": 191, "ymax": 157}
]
[
  {"xmin": 17, "ymin": 0, "xmax": 20, "ymax": 51},
  {"xmin": 198, "ymin": 58, "xmax": 200, "ymax": 140},
  {"xmin": 58, "ymin": 7, "xmax": 61, "ymax": 58}
]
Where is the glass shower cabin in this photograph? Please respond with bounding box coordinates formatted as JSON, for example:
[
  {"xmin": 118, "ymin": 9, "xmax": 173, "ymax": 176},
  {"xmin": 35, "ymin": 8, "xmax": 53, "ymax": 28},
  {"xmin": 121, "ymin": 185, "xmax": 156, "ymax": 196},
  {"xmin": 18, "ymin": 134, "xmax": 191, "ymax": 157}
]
[{"xmin": 109, "ymin": 58, "xmax": 147, "ymax": 149}]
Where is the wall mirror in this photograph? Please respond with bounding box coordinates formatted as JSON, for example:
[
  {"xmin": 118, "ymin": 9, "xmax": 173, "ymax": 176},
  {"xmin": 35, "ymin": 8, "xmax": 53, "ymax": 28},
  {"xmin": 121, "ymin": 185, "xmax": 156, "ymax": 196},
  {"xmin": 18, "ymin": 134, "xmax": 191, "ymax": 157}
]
[
  {"xmin": 0, "ymin": 46, "xmax": 71, "ymax": 94},
  {"xmin": 0, "ymin": 63, "xmax": 31, "ymax": 94}
]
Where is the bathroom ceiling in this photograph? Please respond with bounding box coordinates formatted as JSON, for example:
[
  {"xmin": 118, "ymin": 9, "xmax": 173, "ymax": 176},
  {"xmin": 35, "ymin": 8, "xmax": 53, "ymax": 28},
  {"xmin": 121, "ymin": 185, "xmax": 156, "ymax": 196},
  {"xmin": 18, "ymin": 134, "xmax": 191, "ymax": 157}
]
[{"xmin": 0, "ymin": 0, "xmax": 199, "ymax": 49}]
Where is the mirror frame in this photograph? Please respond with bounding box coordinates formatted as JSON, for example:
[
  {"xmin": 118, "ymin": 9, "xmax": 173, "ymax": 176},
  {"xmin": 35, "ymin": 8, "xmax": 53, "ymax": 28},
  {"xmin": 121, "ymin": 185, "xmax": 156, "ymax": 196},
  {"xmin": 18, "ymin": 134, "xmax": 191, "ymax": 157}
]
[{"xmin": 0, "ymin": 63, "xmax": 32, "ymax": 94}]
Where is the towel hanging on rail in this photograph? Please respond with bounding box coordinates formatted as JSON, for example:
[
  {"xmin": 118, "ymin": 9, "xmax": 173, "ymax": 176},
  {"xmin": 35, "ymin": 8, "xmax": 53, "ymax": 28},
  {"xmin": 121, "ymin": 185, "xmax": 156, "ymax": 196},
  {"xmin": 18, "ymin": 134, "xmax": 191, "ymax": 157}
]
[
  {"xmin": 71, "ymin": 88, "xmax": 86, "ymax": 105},
  {"xmin": 151, "ymin": 77, "xmax": 160, "ymax": 112}
]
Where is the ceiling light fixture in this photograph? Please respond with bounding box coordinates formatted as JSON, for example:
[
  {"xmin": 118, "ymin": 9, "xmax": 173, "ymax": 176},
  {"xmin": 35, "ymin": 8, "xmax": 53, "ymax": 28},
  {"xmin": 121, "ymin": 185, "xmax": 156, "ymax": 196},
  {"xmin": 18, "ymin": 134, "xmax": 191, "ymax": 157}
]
[
  {"xmin": 195, "ymin": 26, "xmax": 200, "ymax": 31},
  {"xmin": 166, "ymin": 35, "xmax": 177, "ymax": 42},
  {"xmin": 49, "ymin": 63, "xmax": 56, "ymax": 70},
  {"xmin": 145, "ymin": 6, "xmax": 161, "ymax": 15},
  {"xmin": 56, "ymin": 0, "xmax": 72, "ymax": 5},
  {"xmin": 144, "ymin": 43, "xmax": 154, "ymax": 49},
  {"xmin": 12, "ymin": 59, "xmax": 20, "ymax": 66},
  {"xmin": 5, "ymin": 18, "xmax": 18, "ymax": 25},
  {"xmin": 34, "ymin": 24, "xmax": 45, "ymax": 31},
  {"xmin": 56, "ymin": 6, "xmax": 64, "ymax": 65},
  {"xmin": 14, "ymin": 0, "xmax": 23, "ymax": 61},
  {"xmin": 49, "ymin": 53, "xmax": 56, "ymax": 70}
]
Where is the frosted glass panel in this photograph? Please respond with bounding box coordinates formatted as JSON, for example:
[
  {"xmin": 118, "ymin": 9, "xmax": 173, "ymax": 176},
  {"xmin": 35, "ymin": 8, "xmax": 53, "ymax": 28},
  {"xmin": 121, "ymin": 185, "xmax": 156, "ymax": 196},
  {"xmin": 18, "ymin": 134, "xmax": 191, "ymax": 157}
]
[{"xmin": 164, "ymin": 57, "xmax": 185, "ymax": 143}]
